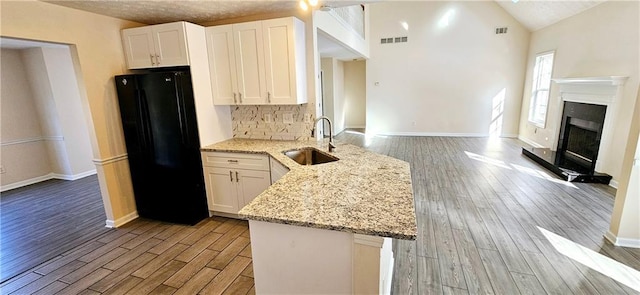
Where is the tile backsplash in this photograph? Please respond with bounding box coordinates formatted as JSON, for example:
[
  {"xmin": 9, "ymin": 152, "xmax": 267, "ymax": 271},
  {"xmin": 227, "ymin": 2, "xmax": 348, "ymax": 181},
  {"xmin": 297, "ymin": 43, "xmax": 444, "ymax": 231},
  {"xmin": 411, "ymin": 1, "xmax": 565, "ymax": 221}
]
[{"xmin": 231, "ymin": 105, "xmax": 314, "ymax": 141}]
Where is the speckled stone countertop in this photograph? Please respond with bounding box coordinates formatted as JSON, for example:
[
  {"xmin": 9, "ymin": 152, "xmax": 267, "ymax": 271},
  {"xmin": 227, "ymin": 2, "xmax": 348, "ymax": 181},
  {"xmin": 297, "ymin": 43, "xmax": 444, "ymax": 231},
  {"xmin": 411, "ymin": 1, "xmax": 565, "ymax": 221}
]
[{"xmin": 201, "ymin": 138, "xmax": 417, "ymax": 240}]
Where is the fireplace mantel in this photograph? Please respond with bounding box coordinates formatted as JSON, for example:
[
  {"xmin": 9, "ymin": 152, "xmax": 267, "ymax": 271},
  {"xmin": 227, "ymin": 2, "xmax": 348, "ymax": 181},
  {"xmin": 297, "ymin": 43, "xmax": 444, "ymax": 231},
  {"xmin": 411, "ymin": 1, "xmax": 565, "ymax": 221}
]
[
  {"xmin": 552, "ymin": 76, "xmax": 628, "ymax": 86},
  {"xmin": 549, "ymin": 76, "xmax": 628, "ymax": 182}
]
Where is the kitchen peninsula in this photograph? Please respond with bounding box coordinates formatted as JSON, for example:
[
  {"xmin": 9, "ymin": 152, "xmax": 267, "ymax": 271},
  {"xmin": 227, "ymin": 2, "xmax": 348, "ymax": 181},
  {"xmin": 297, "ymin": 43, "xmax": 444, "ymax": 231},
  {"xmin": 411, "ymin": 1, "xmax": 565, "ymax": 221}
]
[{"xmin": 202, "ymin": 139, "xmax": 416, "ymax": 294}]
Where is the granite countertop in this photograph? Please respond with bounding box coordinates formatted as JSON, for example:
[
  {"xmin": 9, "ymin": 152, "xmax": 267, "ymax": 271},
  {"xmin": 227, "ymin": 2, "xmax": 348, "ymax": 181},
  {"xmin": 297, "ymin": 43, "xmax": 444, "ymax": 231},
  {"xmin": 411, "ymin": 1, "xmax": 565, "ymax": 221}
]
[{"xmin": 201, "ymin": 138, "xmax": 417, "ymax": 240}]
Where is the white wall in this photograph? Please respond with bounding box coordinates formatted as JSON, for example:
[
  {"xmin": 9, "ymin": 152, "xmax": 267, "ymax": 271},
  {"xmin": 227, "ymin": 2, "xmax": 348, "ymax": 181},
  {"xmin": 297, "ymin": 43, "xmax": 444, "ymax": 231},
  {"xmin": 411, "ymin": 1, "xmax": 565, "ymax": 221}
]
[
  {"xmin": 41, "ymin": 47, "xmax": 96, "ymax": 175},
  {"xmin": 518, "ymin": 1, "xmax": 639, "ymax": 181},
  {"xmin": 0, "ymin": 49, "xmax": 52, "ymax": 186},
  {"xmin": 367, "ymin": 1, "xmax": 530, "ymax": 137},
  {"xmin": 21, "ymin": 48, "xmax": 72, "ymax": 176},
  {"xmin": 21, "ymin": 47, "xmax": 95, "ymax": 179},
  {"xmin": 321, "ymin": 58, "xmax": 336, "ymax": 132},
  {"xmin": 343, "ymin": 60, "xmax": 366, "ymax": 129},
  {"xmin": 321, "ymin": 58, "xmax": 347, "ymax": 134}
]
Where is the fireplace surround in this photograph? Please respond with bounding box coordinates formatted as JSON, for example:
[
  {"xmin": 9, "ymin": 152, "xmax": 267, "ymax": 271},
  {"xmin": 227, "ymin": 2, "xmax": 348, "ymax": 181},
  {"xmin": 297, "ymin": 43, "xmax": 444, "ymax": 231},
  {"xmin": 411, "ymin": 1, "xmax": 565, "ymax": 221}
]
[{"xmin": 522, "ymin": 76, "xmax": 628, "ymax": 184}]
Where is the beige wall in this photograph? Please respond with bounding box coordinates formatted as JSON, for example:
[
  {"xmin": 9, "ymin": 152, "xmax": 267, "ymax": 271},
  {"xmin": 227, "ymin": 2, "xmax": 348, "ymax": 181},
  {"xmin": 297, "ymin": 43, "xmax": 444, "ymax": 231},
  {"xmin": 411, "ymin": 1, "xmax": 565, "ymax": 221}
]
[
  {"xmin": 366, "ymin": 1, "xmax": 529, "ymax": 137},
  {"xmin": 0, "ymin": 48, "xmax": 51, "ymax": 185},
  {"xmin": 1, "ymin": 1, "xmax": 142, "ymax": 223},
  {"xmin": 343, "ymin": 60, "xmax": 366, "ymax": 129},
  {"xmin": 518, "ymin": 1, "xmax": 640, "ymax": 181}
]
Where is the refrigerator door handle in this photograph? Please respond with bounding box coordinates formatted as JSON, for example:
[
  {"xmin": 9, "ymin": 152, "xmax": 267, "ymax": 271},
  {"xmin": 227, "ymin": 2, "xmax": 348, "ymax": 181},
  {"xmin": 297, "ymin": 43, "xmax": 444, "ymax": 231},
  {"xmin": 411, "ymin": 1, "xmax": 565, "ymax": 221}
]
[
  {"xmin": 138, "ymin": 89, "xmax": 155, "ymax": 159},
  {"xmin": 175, "ymin": 74, "xmax": 189, "ymax": 146}
]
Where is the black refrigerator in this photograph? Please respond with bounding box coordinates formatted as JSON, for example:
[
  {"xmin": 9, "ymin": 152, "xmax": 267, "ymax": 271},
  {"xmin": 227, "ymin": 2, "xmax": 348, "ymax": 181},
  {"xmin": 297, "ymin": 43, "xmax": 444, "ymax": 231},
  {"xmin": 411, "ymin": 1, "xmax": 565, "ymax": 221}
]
[{"xmin": 115, "ymin": 69, "xmax": 208, "ymax": 225}]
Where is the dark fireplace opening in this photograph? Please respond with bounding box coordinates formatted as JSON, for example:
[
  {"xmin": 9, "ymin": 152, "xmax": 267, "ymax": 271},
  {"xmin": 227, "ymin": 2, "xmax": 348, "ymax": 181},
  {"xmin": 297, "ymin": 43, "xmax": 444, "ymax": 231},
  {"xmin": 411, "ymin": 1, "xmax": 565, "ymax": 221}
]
[
  {"xmin": 521, "ymin": 101, "xmax": 611, "ymax": 184},
  {"xmin": 556, "ymin": 102, "xmax": 606, "ymax": 175},
  {"xmin": 560, "ymin": 117, "xmax": 602, "ymax": 173}
]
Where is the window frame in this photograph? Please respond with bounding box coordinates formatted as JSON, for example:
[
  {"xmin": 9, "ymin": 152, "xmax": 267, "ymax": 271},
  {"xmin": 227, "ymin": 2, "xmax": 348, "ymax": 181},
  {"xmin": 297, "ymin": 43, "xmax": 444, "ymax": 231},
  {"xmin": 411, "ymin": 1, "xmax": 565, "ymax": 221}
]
[{"xmin": 528, "ymin": 50, "xmax": 555, "ymax": 128}]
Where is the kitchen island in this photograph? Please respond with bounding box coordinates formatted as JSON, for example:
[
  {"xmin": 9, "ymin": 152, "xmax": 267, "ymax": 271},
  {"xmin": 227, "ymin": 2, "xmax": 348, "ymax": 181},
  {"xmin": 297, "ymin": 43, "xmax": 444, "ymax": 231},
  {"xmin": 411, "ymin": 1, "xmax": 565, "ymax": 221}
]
[{"xmin": 202, "ymin": 139, "xmax": 416, "ymax": 294}]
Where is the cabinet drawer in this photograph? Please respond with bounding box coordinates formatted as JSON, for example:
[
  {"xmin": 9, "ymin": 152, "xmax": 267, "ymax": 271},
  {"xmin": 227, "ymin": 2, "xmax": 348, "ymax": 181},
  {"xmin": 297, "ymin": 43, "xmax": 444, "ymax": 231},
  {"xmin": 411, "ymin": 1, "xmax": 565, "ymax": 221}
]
[{"xmin": 202, "ymin": 151, "xmax": 270, "ymax": 171}]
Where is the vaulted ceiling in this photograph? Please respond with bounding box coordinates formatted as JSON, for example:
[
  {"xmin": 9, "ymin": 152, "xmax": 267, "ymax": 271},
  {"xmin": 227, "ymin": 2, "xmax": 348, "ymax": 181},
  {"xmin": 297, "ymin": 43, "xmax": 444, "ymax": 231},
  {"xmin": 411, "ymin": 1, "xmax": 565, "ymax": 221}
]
[{"xmin": 43, "ymin": 0, "xmax": 607, "ymax": 32}]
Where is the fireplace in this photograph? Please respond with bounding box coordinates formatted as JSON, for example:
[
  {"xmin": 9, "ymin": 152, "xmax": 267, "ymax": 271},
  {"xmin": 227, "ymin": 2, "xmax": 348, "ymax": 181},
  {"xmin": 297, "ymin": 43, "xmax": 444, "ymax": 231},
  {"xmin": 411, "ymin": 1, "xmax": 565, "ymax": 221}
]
[
  {"xmin": 520, "ymin": 76, "xmax": 629, "ymax": 184},
  {"xmin": 556, "ymin": 101, "xmax": 606, "ymax": 175}
]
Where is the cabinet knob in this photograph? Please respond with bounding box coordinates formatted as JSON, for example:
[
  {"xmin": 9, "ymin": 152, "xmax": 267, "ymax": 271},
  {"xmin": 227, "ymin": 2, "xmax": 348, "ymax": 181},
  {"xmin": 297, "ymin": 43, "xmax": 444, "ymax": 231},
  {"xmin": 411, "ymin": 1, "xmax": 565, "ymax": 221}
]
[
  {"xmin": 150, "ymin": 54, "xmax": 155, "ymax": 66},
  {"xmin": 267, "ymin": 91, "xmax": 271, "ymax": 103},
  {"xmin": 239, "ymin": 93, "xmax": 243, "ymax": 104},
  {"xmin": 235, "ymin": 171, "xmax": 239, "ymax": 182},
  {"xmin": 155, "ymin": 54, "xmax": 160, "ymax": 65},
  {"xmin": 233, "ymin": 93, "xmax": 237, "ymax": 104},
  {"xmin": 227, "ymin": 159, "xmax": 238, "ymax": 163},
  {"xmin": 229, "ymin": 171, "xmax": 233, "ymax": 182}
]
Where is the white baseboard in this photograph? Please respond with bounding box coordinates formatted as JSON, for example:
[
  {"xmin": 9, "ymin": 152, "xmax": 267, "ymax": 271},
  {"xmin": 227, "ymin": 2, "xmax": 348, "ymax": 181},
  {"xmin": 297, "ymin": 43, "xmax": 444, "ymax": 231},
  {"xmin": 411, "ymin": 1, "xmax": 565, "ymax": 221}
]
[
  {"xmin": 605, "ymin": 231, "xmax": 640, "ymax": 248},
  {"xmin": 518, "ymin": 136, "xmax": 545, "ymax": 148},
  {"xmin": 609, "ymin": 179, "xmax": 619, "ymax": 189},
  {"xmin": 52, "ymin": 169, "xmax": 97, "ymax": 181},
  {"xmin": 1, "ymin": 174, "xmax": 55, "ymax": 192},
  {"xmin": 105, "ymin": 211, "xmax": 139, "ymax": 228},
  {"xmin": 378, "ymin": 132, "xmax": 489, "ymax": 137},
  {"xmin": 501, "ymin": 133, "xmax": 519, "ymax": 138},
  {"xmin": 1, "ymin": 170, "xmax": 98, "ymax": 192},
  {"xmin": 345, "ymin": 125, "xmax": 366, "ymax": 129}
]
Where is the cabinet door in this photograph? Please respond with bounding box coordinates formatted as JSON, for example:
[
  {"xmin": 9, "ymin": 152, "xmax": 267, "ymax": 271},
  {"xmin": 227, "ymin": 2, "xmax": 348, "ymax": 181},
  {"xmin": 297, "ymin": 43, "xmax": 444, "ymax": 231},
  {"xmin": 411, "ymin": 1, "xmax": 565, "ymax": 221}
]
[
  {"xmin": 152, "ymin": 23, "xmax": 189, "ymax": 67},
  {"xmin": 122, "ymin": 27, "xmax": 155, "ymax": 69},
  {"xmin": 270, "ymin": 157, "xmax": 289, "ymax": 184},
  {"xmin": 263, "ymin": 18, "xmax": 298, "ymax": 104},
  {"xmin": 236, "ymin": 169, "xmax": 271, "ymax": 209},
  {"xmin": 233, "ymin": 22, "xmax": 267, "ymax": 104},
  {"xmin": 206, "ymin": 25, "xmax": 238, "ymax": 105},
  {"xmin": 204, "ymin": 167, "xmax": 239, "ymax": 214}
]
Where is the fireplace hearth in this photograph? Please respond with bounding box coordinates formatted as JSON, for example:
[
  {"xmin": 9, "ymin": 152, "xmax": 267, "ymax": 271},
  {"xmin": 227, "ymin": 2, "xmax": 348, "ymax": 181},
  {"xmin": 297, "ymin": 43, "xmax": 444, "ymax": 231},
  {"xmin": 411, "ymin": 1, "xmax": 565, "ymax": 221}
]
[{"xmin": 522, "ymin": 101, "xmax": 612, "ymax": 184}]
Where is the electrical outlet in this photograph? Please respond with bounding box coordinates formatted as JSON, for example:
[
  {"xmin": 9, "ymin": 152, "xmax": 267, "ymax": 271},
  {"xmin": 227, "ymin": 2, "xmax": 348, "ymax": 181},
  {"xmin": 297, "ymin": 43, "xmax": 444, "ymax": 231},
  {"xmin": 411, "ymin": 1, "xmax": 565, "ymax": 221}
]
[
  {"xmin": 283, "ymin": 113, "xmax": 294, "ymax": 124},
  {"xmin": 264, "ymin": 113, "xmax": 272, "ymax": 123},
  {"xmin": 0, "ymin": 165, "xmax": 5, "ymax": 174}
]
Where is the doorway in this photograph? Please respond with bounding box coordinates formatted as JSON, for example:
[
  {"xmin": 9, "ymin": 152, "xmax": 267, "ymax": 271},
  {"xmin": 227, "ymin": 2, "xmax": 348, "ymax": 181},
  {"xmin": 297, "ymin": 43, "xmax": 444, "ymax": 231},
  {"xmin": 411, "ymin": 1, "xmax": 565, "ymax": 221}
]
[
  {"xmin": 0, "ymin": 38, "xmax": 104, "ymax": 283},
  {"xmin": 316, "ymin": 31, "xmax": 366, "ymax": 135}
]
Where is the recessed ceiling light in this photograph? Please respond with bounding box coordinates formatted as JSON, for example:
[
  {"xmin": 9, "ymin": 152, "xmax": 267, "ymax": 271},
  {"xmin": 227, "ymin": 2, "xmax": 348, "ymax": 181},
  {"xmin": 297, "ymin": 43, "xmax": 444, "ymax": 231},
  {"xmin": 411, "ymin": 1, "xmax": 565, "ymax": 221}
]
[
  {"xmin": 308, "ymin": 0, "xmax": 319, "ymax": 7},
  {"xmin": 299, "ymin": 0, "xmax": 309, "ymax": 11}
]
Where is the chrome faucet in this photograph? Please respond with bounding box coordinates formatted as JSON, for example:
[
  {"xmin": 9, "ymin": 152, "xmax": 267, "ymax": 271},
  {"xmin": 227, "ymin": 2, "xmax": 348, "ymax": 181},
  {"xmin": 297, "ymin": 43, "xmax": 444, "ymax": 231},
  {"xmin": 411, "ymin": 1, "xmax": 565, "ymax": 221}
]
[{"xmin": 312, "ymin": 116, "xmax": 336, "ymax": 152}]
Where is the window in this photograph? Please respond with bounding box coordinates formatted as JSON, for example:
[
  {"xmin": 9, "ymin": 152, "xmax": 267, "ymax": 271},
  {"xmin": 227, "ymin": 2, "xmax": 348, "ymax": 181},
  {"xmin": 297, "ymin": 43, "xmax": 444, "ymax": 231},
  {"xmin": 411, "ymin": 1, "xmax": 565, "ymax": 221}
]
[{"xmin": 528, "ymin": 51, "xmax": 555, "ymax": 127}]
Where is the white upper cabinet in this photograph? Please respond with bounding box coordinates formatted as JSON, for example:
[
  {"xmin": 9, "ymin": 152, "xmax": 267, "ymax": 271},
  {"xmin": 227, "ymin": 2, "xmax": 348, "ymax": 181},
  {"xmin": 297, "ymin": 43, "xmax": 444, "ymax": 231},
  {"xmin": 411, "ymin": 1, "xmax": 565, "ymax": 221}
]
[
  {"xmin": 263, "ymin": 17, "xmax": 307, "ymax": 105},
  {"xmin": 206, "ymin": 25, "xmax": 237, "ymax": 105},
  {"xmin": 206, "ymin": 17, "xmax": 307, "ymax": 105},
  {"xmin": 233, "ymin": 21, "xmax": 267, "ymax": 105},
  {"xmin": 122, "ymin": 22, "xmax": 190, "ymax": 69}
]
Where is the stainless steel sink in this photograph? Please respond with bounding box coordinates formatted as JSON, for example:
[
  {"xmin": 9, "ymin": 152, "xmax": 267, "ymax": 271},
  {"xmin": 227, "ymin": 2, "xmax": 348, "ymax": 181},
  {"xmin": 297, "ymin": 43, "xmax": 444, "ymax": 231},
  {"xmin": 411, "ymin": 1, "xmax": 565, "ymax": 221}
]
[{"xmin": 283, "ymin": 147, "xmax": 339, "ymax": 165}]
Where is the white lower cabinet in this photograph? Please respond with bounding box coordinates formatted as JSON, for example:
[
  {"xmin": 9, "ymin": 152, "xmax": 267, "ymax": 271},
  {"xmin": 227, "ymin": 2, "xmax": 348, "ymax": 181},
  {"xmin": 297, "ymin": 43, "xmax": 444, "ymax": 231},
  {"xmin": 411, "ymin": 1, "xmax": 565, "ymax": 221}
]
[
  {"xmin": 270, "ymin": 157, "xmax": 289, "ymax": 184},
  {"xmin": 202, "ymin": 152, "xmax": 271, "ymax": 215}
]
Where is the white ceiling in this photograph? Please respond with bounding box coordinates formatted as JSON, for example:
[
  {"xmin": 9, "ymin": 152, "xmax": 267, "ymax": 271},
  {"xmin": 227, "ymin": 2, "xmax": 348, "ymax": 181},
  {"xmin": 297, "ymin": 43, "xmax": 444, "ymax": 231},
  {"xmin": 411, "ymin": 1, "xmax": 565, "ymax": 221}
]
[
  {"xmin": 495, "ymin": 0, "xmax": 606, "ymax": 31},
  {"xmin": 40, "ymin": 0, "xmax": 607, "ymax": 32},
  {"xmin": 317, "ymin": 31, "xmax": 362, "ymax": 60}
]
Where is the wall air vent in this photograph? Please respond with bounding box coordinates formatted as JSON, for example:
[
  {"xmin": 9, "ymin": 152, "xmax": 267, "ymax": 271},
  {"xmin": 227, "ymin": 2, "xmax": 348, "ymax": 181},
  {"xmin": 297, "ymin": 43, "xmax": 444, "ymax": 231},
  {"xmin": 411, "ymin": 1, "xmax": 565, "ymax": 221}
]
[
  {"xmin": 381, "ymin": 36, "xmax": 408, "ymax": 44},
  {"xmin": 495, "ymin": 27, "xmax": 508, "ymax": 34}
]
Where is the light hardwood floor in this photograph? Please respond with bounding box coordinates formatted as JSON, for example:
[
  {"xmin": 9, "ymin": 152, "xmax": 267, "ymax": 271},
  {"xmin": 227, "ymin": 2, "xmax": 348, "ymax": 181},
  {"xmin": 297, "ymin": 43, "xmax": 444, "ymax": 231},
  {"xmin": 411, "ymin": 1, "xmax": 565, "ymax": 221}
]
[{"xmin": 2, "ymin": 134, "xmax": 639, "ymax": 294}]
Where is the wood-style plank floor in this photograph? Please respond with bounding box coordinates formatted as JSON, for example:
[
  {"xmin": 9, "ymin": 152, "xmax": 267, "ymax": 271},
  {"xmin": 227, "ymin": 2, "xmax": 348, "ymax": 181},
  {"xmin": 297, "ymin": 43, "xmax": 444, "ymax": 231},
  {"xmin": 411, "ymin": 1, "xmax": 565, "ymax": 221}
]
[
  {"xmin": 337, "ymin": 131, "xmax": 640, "ymax": 295},
  {"xmin": 0, "ymin": 175, "xmax": 108, "ymax": 283},
  {"xmin": 2, "ymin": 134, "xmax": 639, "ymax": 294}
]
